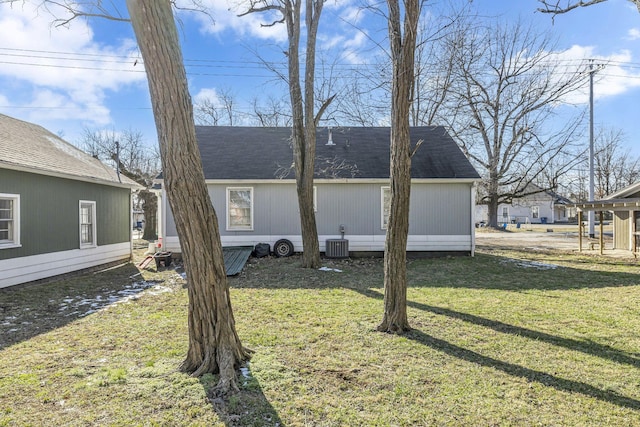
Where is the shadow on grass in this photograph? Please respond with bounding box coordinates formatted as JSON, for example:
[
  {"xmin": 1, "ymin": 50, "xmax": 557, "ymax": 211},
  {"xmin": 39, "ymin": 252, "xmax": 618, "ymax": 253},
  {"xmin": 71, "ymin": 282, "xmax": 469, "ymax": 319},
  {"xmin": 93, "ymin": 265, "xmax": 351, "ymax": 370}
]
[
  {"xmin": 0, "ymin": 262, "xmax": 153, "ymax": 351},
  {"xmin": 354, "ymin": 287, "xmax": 640, "ymax": 411},
  {"xmin": 203, "ymin": 367, "xmax": 285, "ymax": 427},
  {"xmin": 359, "ymin": 288, "xmax": 640, "ymax": 369},
  {"xmin": 405, "ymin": 328, "xmax": 640, "ymax": 410},
  {"xmin": 231, "ymin": 252, "xmax": 640, "ymax": 292}
]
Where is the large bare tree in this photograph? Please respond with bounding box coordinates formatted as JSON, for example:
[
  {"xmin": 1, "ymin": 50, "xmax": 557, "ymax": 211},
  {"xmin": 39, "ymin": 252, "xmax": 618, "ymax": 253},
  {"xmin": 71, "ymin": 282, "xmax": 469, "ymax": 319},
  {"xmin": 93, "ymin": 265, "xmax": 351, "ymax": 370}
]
[
  {"xmin": 78, "ymin": 127, "xmax": 160, "ymax": 240},
  {"xmin": 240, "ymin": 0, "xmax": 334, "ymax": 269},
  {"xmin": 377, "ymin": 0, "xmax": 421, "ymax": 334},
  {"xmin": 251, "ymin": 95, "xmax": 292, "ymax": 127},
  {"xmin": 442, "ymin": 18, "xmax": 587, "ymax": 228},
  {"xmin": 593, "ymin": 128, "xmax": 640, "ymax": 198},
  {"xmin": 126, "ymin": 0, "xmax": 250, "ymax": 394},
  {"xmin": 194, "ymin": 87, "xmax": 239, "ymax": 126}
]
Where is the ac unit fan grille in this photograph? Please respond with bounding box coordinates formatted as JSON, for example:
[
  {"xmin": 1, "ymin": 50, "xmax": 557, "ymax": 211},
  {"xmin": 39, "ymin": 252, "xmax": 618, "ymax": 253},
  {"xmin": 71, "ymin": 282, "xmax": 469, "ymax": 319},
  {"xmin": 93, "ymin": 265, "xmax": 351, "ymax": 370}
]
[{"xmin": 326, "ymin": 239, "xmax": 349, "ymax": 258}]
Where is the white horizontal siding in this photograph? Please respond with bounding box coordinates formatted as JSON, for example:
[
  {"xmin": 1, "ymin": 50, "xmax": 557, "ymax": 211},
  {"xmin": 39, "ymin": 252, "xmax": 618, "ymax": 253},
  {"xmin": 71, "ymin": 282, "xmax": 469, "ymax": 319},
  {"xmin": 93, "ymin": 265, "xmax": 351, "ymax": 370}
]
[
  {"xmin": 163, "ymin": 234, "xmax": 472, "ymax": 253},
  {"xmin": 0, "ymin": 242, "xmax": 131, "ymax": 288}
]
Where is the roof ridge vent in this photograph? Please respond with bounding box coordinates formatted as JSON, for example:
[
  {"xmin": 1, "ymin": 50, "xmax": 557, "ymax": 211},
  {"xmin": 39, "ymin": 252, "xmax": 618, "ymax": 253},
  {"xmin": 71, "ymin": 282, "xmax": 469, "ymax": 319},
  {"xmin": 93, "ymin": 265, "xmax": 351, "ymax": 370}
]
[{"xmin": 326, "ymin": 127, "xmax": 335, "ymax": 146}]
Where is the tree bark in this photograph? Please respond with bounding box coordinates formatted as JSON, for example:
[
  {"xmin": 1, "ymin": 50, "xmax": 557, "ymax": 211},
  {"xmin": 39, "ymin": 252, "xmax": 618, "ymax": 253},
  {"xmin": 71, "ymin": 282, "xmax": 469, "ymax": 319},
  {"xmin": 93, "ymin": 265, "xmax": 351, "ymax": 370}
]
[
  {"xmin": 241, "ymin": 0, "xmax": 328, "ymax": 269},
  {"xmin": 126, "ymin": 0, "xmax": 249, "ymax": 394},
  {"xmin": 140, "ymin": 189, "xmax": 158, "ymax": 240},
  {"xmin": 378, "ymin": 0, "xmax": 420, "ymax": 334},
  {"xmin": 286, "ymin": 0, "xmax": 321, "ymax": 269}
]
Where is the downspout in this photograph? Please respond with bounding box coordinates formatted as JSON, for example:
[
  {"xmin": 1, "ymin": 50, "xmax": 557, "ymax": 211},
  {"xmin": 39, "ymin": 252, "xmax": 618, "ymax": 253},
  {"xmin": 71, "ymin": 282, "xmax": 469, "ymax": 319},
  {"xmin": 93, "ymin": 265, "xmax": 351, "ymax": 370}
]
[{"xmin": 471, "ymin": 182, "xmax": 477, "ymax": 257}]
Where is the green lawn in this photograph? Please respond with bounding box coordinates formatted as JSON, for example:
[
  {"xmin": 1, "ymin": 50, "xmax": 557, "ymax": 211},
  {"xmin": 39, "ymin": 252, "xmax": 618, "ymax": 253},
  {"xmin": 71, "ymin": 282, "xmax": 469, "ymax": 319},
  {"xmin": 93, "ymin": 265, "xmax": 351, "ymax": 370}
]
[{"xmin": 1, "ymin": 248, "xmax": 639, "ymax": 426}]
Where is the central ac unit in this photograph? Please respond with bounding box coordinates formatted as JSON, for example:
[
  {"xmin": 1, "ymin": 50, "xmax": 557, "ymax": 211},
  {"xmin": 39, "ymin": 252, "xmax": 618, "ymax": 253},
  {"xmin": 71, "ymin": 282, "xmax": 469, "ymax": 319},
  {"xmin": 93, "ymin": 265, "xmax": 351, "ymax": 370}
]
[{"xmin": 326, "ymin": 239, "xmax": 349, "ymax": 258}]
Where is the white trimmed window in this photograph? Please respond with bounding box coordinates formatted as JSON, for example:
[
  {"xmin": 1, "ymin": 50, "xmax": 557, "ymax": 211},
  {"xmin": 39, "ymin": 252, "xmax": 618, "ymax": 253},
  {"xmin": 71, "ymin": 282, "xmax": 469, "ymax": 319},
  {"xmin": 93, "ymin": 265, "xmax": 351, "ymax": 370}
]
[
  {"xmin": 227, "ymin": 187, "xmax": 253, "ymax": 231},
  {"xmin": 501, "ymin": 207, "xmax": 509, "ymax": 222},
  {"xmin": 79, "ymin": 200, "xmax": 97, "ymax": 248},
  {"xmin": 381, "ymin": 186, "xmax": 391, "ymax": 229},
  {"xmin": 531, "ymin": 206, "xmax": 540, "ymax": 219},
  {"xmin": 0, "ymin": 193, "xmax": 20, "ymax": 249}
]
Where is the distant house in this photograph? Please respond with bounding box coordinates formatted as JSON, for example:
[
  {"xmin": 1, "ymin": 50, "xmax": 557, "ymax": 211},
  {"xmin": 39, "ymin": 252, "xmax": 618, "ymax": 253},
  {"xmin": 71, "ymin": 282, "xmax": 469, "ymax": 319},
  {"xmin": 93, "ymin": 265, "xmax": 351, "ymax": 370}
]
[
  {"xmin": 0, "ymin": 114, "xmax": 140, "ymax": 288},
  {"xmin": 476, "ymin": 185, "xmax": 575, "ymax": 225},
  {"xmin": 574, "ymin": 181, "xmax": 640, "ymax": 252},
  {"xmin": 156, "ymin": 126, "xmax": 481, "ymax": 256}
]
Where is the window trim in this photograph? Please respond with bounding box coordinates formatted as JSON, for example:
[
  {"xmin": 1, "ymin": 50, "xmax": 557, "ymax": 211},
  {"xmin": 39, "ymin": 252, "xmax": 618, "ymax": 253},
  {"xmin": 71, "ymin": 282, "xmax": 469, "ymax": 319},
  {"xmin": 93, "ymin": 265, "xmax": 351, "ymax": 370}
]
[
  {"xmin": 531, "ymin": 206, "xmax": 540, "ymax": 219},
  {"xmin": 226, "ymin": 187, "xmax": 254, "ymax": 231},
  {"xmin": 313, "ymin": 186, "xmax": 317, "ymax": 213},
  {"xmin": 0, "ymin": 193, "xmax": 20, "ymax": 249},
  {"xmin": 381, "ymin": 186, "xmax": 390, "ymax": 230},
  {"xmin": 79, "ymin": 200, "xmax": 97, "ymax": 249},
  {"xmin": 501, "ymin": 206, "xmax": 510, "ymax": 222}
]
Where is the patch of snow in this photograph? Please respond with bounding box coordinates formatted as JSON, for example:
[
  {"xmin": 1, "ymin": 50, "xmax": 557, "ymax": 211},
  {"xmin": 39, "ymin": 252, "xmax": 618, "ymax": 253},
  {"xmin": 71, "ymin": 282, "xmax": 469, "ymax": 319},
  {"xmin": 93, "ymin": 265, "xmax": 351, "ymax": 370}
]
[
  {"xmin": 147, "ymin": 286, "xmax": 172, "ymax": 295},
  {"xmin": 319, "ymin": 267, "xmax": 343, "ymax": 273},
  {"xmin": 240, "ymin": 364, "xmax": 251, "ymax": 379},
  {"xmin": 240, "ymin": 363, "xmax": 251, "ymax": 386},
  {"xmin": 502, "ymin": 259, "xmax": 559, "ymax": 270},
  {"xmin": 46, "ymin": 135, "xmax": 93, "ymax": 163},
  {"xmin": 55, "ymin": 281, "xmax": 169, "ymax": 318}
]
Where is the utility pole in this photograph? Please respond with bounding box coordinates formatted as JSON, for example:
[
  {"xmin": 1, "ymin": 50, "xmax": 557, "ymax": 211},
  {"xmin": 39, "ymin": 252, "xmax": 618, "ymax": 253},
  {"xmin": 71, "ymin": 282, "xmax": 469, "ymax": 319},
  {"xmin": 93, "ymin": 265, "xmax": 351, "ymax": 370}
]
[
  {"xmin": 588, "ymin": 60, "xmax": 595, "ymax": 238},
  {"xmin": 115, "ymin": 140, "xmax": 121, "ymax": 183}
]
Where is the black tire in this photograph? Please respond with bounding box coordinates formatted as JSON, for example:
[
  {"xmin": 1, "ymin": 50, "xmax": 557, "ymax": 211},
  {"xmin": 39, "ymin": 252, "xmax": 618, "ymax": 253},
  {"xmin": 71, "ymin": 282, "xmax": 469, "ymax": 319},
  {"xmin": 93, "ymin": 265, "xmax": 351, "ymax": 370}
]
[{"xmin": 273, "ymin": 239, "xmax": 294, "ymax": 257}]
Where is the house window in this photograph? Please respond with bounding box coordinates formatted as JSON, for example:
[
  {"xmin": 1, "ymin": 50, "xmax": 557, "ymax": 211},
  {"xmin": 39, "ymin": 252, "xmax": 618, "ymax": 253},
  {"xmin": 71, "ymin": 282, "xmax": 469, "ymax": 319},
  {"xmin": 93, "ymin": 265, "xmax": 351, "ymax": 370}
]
[
  {"xmin": 531, "ymin": 206, "xmax": 539, "ymax": 219},
  {"xmin": 381, "ymin": 186, "xmax": 391, "ymax": 229},
  {"xmin": 79, "ymin": 200, "xmax": 97, "ymax": 248},
  {"xmin": 0, "ymin": 193, "xmax": 20, "ymax": 249},
  {"xmin": 501, "ymin": 207, "xmax": 509, "ymax": 222},
  {"xmin": 227, "ymin": 187, "xmax": 253, "ymax": 230}
]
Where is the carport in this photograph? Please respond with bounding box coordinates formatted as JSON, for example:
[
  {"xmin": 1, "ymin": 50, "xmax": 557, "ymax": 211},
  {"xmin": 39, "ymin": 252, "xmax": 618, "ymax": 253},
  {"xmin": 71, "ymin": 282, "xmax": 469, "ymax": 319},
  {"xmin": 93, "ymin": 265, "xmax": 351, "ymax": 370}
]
[{"xmin": 573, "ymin": 198, "xmax": 640, "ymax": 256}]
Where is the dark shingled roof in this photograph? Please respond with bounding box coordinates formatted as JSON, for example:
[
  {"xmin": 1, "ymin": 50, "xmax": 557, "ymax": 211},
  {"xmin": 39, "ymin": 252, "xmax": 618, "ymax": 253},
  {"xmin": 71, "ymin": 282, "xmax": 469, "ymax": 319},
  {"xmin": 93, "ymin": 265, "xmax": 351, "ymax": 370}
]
[{"xmin": 193, "ymin": 126, "xmax": 480, "ymax": 180}]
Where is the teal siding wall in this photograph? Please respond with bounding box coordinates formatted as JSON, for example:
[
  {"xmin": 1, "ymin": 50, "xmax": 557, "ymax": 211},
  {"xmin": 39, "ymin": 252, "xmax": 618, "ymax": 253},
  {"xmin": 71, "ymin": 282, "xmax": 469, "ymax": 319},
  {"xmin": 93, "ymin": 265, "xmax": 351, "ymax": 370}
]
[{"xmin": 0, "ymin": 168, "xmax": 131, "ymax": 260}]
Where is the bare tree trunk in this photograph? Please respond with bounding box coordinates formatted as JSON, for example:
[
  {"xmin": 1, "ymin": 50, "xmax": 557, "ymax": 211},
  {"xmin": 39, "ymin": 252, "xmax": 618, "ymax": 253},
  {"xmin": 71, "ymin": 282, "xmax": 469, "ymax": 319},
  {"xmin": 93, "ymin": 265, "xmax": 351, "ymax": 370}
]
[
  {"xmin": 300, "ymin": 0, "xmax": 322, "ymax": 268},
  {"xmin": 126, "ymin": 0, "xmax": 249, "ymax": 394},
  {"xmin": 241, "ymin": 0, "xmax": 331, "ymax": 269},
  {"xmin": 140, "ymin": 189, "xmax": 158, "ymax": 240},
  {"xmin": 378, "ymin": 0, "xmax": 420, "ymax": 334},
  {"xmin": 285, "ymin": 0, "xmax": 321, "ymax": 269},
  {"xmin": 487, "ymin": 193, "xmax": 499, "ymax": 229}
]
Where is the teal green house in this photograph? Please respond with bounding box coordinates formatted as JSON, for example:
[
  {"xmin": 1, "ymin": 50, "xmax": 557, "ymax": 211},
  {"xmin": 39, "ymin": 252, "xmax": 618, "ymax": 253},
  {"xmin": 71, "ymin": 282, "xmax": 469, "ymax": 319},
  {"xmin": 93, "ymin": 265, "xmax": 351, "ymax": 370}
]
[{"xmin": 0, "ymin": 114, "xmax": 140, "ymax": 288}]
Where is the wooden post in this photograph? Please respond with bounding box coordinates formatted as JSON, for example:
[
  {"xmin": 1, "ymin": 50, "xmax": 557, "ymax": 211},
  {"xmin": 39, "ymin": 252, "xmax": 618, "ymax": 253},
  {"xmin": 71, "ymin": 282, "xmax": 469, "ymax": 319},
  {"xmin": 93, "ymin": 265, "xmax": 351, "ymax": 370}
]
[
  {"xmin": 578, "ymin": 210, "xmax": 583, "ymax": 252},
  {"xmin": 599, "ymin": 211, "xmax": 604, "ymax": 255},
  {"xmin": 633, "ymin": 211, "xmax": 637, "ymax": 256}
]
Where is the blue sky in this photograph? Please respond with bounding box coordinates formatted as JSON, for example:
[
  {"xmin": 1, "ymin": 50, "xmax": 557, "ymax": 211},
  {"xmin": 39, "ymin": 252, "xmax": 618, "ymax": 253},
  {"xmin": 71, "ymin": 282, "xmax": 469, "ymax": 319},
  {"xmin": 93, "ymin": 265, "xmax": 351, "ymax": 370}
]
[{"xmin": 0, "ymin": 0, "xmax": 639, "ymax": 156}]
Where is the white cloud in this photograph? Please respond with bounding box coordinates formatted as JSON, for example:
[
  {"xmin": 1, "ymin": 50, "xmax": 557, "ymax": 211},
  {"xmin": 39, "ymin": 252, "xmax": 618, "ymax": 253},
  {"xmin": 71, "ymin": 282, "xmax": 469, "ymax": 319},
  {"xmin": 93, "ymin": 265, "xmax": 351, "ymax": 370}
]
[
  {"xmin": 177, "ymin": 0, "xmax": 288, "ymax": 42},
  {"xmin": 0, "ymin": 2, "xmax": 144, "ymax": 127},
  {"xmin": 547, "ymin": 45, "xmax": 640, "ymax": 104},
  {"xmin": 339, "ymin": 6, "xmax": 366, "ymax": 26},
  {"xmin": 193, "ymin": 88, "xmax": 222, "ymax": 105},
  {"xmin": 627, "ymin": 28, "xmax": 640, "ymax": 40}
]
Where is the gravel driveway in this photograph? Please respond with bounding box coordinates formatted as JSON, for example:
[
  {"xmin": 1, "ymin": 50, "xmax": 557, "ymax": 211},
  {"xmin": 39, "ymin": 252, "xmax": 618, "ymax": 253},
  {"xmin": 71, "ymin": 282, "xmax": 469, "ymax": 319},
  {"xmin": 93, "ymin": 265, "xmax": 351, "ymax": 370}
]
[{"xmin": 476, "ymin": 230, "xmax": 581, "ymax": 251}]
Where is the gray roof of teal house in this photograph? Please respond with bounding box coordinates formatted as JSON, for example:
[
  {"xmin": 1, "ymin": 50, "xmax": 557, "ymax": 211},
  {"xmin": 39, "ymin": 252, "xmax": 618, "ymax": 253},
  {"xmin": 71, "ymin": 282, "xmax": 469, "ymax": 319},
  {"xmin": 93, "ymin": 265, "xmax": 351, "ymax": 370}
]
[
  {"xmin": 194, "ymin": 126, "xmax": 480, "ymax": 180},
  {"xmin": 0, "ymin": 113, "xmax": 139, "ymax": 188}
]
